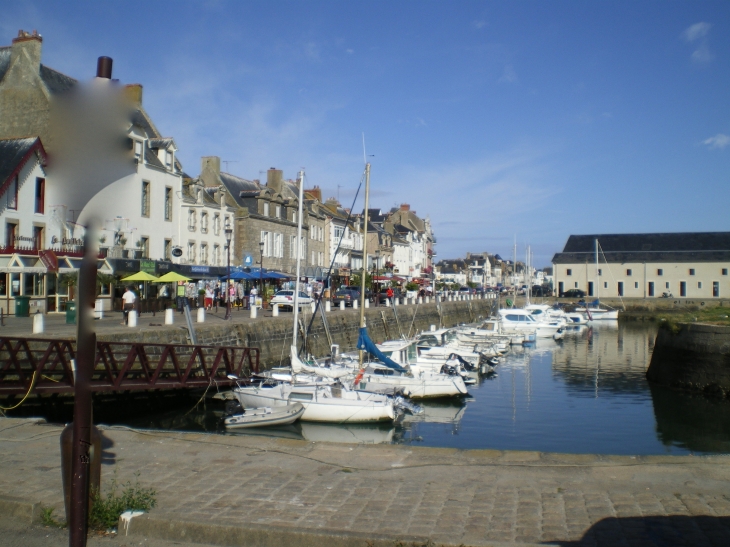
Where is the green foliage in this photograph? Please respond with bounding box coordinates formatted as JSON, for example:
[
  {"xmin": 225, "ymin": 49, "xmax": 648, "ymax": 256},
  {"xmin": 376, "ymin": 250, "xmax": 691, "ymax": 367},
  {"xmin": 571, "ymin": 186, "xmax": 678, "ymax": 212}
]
[
  {"xmin": 351, "ymin": 272, "xmax": 373, "ymax": 290},
  {"xmin": 40, "ymin": 506, "xmax": 64, "ymax": 528},
  {"xmin": 89, "ymin": 472, "xmax": 157, "ymax": 531},
  {"xmin": 450, "ymin": 283, "xmax": 461, "ymax": 291},
  {"xmin": 467, "ymin": 282, "xmax": 477, "ymax": 288},
  {"xmin": 405, "ymin": 282, "xmax": 419, "ymax": 291},
  {"xmin": 59, "ymin": 273, "xmax": 78, "ymax": 288}
]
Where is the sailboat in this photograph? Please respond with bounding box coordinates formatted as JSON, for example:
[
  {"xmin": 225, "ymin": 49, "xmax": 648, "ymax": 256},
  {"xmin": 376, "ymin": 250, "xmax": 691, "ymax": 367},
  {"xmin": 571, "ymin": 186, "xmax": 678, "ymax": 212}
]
[
  {"xmin": 232, "ymin": 168, "xmax": 395, "ymax": 423},
  {"xmin": 575, "ymin": 238, "xmax": 620, "ymax": 321}
]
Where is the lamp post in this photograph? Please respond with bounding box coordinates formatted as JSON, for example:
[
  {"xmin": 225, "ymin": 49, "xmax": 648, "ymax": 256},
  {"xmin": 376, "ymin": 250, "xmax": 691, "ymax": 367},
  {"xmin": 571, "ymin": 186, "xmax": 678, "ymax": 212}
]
[
  {"xmin": 258, "ymin": 240, "xmax": 264, "ymax": 310},
  {"xmin": 224, "ymin": 218, "xmax": 232, "ymax": 320}
]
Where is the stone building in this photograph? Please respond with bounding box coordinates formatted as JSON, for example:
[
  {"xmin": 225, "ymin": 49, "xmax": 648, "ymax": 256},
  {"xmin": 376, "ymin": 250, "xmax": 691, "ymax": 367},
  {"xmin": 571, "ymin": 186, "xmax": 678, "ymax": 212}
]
[{"xmin": 552, "ymin": 232, "xmax": 730, "ymax": 299}]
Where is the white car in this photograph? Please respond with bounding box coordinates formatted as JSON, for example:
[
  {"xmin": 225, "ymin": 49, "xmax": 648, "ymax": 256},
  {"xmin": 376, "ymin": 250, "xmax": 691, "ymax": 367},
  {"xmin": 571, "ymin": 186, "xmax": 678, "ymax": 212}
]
[{"xmin": 270, "ymin": 290, "xmax": 313, "ymax": 311}]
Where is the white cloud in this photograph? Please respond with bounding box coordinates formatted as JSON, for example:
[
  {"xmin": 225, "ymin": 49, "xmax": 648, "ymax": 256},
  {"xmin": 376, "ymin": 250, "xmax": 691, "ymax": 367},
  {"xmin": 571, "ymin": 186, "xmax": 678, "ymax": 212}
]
[
  {"xmin": 682, "ymin": 22, "xmax": 713, "ymax": 64},
  {"xmin": 683, "ymin": 22, "xmax": 711, "ymax": 42},
  {"xmin": 346, "ymin": 49, "xmax": 354, "ymax": 54},
  {"xmin": 473, "ymin": 20, "xmax": 486, "ymax": 30},
  {"xmin": 702, "ymin": 134, "xmax": 730, "ymax": 149},
  {"xmin": 498, "ymin": 65, "xmax": 518, "ymax": 84}
]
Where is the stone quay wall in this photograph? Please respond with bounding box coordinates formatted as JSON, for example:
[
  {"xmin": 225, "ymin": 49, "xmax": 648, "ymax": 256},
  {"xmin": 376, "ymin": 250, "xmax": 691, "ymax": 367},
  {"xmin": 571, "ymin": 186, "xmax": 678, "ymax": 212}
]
[
  {"xmin": 646, "ymin": 323, "xmax": 730, "ymax": 398},
  {"xmin": 96, "ymin": 299, "xmax": 498, "ymax": 371}
]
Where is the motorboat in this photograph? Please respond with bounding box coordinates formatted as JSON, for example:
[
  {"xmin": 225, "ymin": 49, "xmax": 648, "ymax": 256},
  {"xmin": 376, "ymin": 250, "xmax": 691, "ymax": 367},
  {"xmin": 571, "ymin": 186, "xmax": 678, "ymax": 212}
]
[
  {"xmin": 224, "ymin": 403, "xmax": 304, "ymax": 429},
  {"xmin": 498, "ymin": 309, "xmax": 564, "ymax": 339}
]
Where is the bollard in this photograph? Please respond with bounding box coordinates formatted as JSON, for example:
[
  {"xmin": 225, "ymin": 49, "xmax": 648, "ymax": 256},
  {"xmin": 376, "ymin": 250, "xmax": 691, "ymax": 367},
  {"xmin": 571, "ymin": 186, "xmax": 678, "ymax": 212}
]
[
  {"xmin": 94, "ymin": 300, "xmax": 104, "ymax": 320},
  {"xmin": 325, "ymin": 300, "xmax": 331, "ymax": 312},
  {"xmin": 365, "ymin": 299, "xmax": 369, "ymax": 308},
  {"xmin": 128, "ymin": 310, "xmax": 137, "ymax": 327},
  {"xmin": 165, "ymin": 308, "xmax": 174, "ymax": 325},
  {"xmin": 353, "ymin": 300, "xmax": 358, "ymax": 309},
  {"xmin": 418, "ymin": 297, "xmax": 423, "ymax": 304},
  {"xmin": 197, "ymin": 307, "xmax": 205, "ymax": 323},
  {"xmin": 272, "ymin": 304, "xmax": 279, "ymax": 317},
  {"xmin": 32, "ymin": 312, "xmax": 44, "ymax": 334},
  {"xmin": 394, "ymin": 297, "xmax": 398, "ymax": 307},
  {"xmin": 385, "ymin": 299, "xmax": 390, "ymax": 307},
  {"xmin": 311, "ymin": 302, "xmax": 316, "ymax": 313},
  {"xmin": 250, "ymin": 306, "xmax": 257, "ymax": 319},
  {"xmin": 425, "ymin": 296, "xmax": 430, "ymax": 304},
  {"xmin": 340, "ymin": 301, "xmax": 345, "ymax": 311}
]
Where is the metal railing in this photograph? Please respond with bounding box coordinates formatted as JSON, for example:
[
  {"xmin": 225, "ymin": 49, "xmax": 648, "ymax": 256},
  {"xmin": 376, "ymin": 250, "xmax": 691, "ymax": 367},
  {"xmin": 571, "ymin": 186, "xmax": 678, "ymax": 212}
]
[{"xmin": 0, "ymin": 337, "xmax": 258, "ymax": 396}]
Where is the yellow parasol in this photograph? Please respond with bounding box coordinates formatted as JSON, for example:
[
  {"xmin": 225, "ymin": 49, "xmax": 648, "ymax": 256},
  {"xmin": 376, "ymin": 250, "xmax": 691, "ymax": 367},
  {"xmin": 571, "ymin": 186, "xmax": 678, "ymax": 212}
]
[
  {"xmin": 154, "ymin": 271, "xmax": 192, "ymax": 283},
  {"xmin": 120, "ymin": 271, "xmax": 160, "ymax": 282}
]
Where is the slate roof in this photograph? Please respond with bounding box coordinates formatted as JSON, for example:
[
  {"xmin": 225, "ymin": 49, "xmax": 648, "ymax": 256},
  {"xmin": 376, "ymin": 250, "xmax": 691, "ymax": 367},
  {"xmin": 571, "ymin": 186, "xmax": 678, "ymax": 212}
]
[
  {"xmin": 553, "ymin": 233, "xmax": 730, "ymax": 264},
  {"xmin": 437, "ymin": 259, "xmax": 467, "ymax": 274},
  {"xmin": 0, "ymin": 137, "xmax": 45, "ymax": 191},
  {"xmin": 0, "ymin": 46, "xmax": 77, "ymax": 94},
  {"xmin": 219, "ymin": 172, "xmax": 261, "ymax": 207}
]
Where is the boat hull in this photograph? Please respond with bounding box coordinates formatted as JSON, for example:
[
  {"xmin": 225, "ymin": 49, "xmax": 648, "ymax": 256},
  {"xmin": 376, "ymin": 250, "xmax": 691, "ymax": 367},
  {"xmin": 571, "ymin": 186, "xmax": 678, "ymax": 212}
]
[{"xmin": 224, "ymin": 403, "xmax": 304, "ymax": 429}]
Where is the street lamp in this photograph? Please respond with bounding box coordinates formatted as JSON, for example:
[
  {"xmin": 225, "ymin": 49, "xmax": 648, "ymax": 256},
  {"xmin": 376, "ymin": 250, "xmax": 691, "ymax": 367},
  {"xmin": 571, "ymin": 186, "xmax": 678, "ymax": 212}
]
[
  {"xmin": 258, "ymin": 240, "xmax": 264, "ymax": 310},
  {"xmin": 224, "ymin": 218, "xmax": 232, "ymax": 320}
]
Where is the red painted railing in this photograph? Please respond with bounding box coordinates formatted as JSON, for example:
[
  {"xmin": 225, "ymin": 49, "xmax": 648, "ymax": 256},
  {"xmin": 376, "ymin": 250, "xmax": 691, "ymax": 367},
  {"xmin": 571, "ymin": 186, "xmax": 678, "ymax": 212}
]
[{"xmin": 0, "ymin": 337, "xmax": 259, "ymax": 396}]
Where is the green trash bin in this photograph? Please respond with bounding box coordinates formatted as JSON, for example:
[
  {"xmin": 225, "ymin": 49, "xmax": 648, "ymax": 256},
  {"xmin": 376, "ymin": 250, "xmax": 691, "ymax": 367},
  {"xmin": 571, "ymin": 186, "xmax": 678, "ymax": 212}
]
[
  {"xmin": 65, "ymin": 302, "xmax": 76, "ymax": 325},
  {"xmin": 15, "ymin": 296, "xmax": 30, "ymax": 317}
]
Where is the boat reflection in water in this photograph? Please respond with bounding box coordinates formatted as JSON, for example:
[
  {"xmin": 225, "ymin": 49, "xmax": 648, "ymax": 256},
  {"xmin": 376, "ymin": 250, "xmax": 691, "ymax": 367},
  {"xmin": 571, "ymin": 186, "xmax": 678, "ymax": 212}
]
[{"xmin": 224, "ymin": 421, "xmax": 396, "ymax": 444}]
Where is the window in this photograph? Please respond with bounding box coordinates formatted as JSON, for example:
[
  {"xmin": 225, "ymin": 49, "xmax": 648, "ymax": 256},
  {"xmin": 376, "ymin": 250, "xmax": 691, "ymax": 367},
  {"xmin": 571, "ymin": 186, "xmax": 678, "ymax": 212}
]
[
  {"xmin": 604, "ymin": 282, "xmax": 608, "ymax": 289},
  {"xmin": 141, "ymin": 181, "xmax": 150, "ymax": 217},
  {"xmin": 6, "ymin": 175, "xmax": 17, "ymax": 210},
  {"xmin": 134, "ymin": 140, "xmax": 142, "ymax": 159},
  {"xmin": 626, "ymin": 269, "xmax": 632, "ymax": 276},
  {"xmin": 574, "ymin": 282, "xmax": 578, "ymax": 288},
  {"xmin": 164, "ymin": 239, "xmax": 172, "ymax": 260},
  {"xmin": 617, "ymin": 282, "xmax": 623, "ymax": 296},
  {"xmin": 634, "ymin": 282, "xmax": 638, "ymax": 289},
  {"xmin": 139, "ymin": 237, "xmax": 149, "ymax": 258},
  {"xmin": 598, "ymin": 269, "xmax": 602, "ymax": 276},
  {"xmin": 334, "ymin": 226, "xmax": 344, "ymax": 241},
  {"xmin": 213, "ymin": 214, "xmax": 221, "ymax": 235},
  {"xmin": 261, "ymin": 231, "xmax": 272, "ymax": 257},
  {"xmin": 164, "ymin": 187, "xmax": 172, "ymax": 221},
  {"xmin": 713, "ymin": 281, "xmax": 720, "ymax": 297},
  {"xmin": 200, "ymin": 243, "xmax": 208, "ymax": 264},
  {"xmin": 35, "ymin": 178, "xmax": 45, "ymax": 214},
  {"xmin": 33, "ymin": 226, "xmax": 43, "ymax": 250},
  {"xmin": 666, "ymin": 282, "xmax": 670, "ymax": 289},
  {"xmin": 566, "ymin": 269, "xmax": 572, "ymax": 276},
  {"xmin": 165, "ymin": 150, "xmax": 172, "ymax": 169},
  {"xmin": 290, "ymin": 235, "xmax": 297, "ymax": 258},
  {"xmin": 24, "ymin": 273, "xmax": 43, "ymax": 296},
  {"xmin": 698, "ymin": 282, "xmax": 702, "ymax": 289},
  {"xmin": 723, "ymin": 269, "xmax": 728, "ymax": 276},
  {"xmin": 188, "ymin": 209, "xmax": 196, "ymax": 231},
  {"xmin": 292, "ymin": 211, "xmax": 297, "ymax": 224},
  {"xmin": 275, "ymin": 205, "xmax": 281, "ymax": 218},
  {"xmin": 263, "ymin": 202, "xmax": 269, "ymax": 216},
  {"xmin": 201, "ymin": 212, "xmax": 208, "ymax": 234},
  {"xmin": 6, "ymin": 223, "xmax": 17, "ymax": 248},
  {"xmin": 657, "ymin": 269, "xmax": 663, "ymax": 276},
  {"xmin": 689, "ymin": 269, "xmax": 695, "ymax": 276},
  {"xmin": 213, "ymin": 244, "xmax": 220, "ymax": 265},
  {"xmin": 273, "ymin": 233, "xmax": 283, "ymax": 258},
  {"xmin": 648, "ymin": 282, "xmax": 654, "ymax": 297},
  {"xmin": 188, "ymin": 242, "xmax": 196, "ymax": 263},
  {"xmin": 319, "ymin": 227, "xmax": 323, "ymax": 242},
  {"xmin": 680, "ymin": 281, "xmax": 686, "ymax": 297}
]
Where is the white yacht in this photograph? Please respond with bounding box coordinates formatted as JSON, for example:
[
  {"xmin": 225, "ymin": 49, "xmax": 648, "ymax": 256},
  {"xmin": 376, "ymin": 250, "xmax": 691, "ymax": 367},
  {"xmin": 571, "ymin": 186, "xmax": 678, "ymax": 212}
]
[{"xmin": 498, "ymin": 309, "xmax": 564, "ymax": 339}]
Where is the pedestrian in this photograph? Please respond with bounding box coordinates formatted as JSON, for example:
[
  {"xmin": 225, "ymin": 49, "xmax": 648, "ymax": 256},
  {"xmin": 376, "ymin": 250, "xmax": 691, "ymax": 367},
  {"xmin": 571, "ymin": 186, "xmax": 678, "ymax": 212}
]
[
  {"xmin": 249, "ymin": 286, "xmax": 258, "ymax": 309},
  {"xmin": 213, "ymin": 283, "xmax": 220, "ymax": 312},
  {"xmin": 386, "ymin": 286, "xmax": 394, "ymax": 305},
  {"xmin": 204, "ymin": 285, "xmax": 213, "ymax": 310},
  {"xmin": 121, "ymin": 285, "xmax": 136, "ymax": 325}
]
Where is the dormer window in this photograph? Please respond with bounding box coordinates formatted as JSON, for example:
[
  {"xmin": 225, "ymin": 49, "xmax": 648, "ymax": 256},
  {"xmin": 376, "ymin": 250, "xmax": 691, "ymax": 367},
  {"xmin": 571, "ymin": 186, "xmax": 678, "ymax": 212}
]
[
  {"xmin": 165, "ymin": 150, "xmax": 173, "ymax": 169},
  {"xmin": 276, "ymin": 205, "xmax": 281, "ymax": 218},
  {"xmin": 134, "ymin": 140, "xmax": 142, "ymax": 159},
  {"xmin": 263, "ymin": 202, "xmax": 270, "ymax": 216}
]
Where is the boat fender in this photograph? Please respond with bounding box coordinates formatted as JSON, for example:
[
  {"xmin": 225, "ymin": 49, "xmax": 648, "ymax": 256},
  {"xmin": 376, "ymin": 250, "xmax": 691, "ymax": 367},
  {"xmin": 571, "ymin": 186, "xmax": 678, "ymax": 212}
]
[{"xmin": 354, "ymin": 369, "xmax": 365, "ymax": 386}]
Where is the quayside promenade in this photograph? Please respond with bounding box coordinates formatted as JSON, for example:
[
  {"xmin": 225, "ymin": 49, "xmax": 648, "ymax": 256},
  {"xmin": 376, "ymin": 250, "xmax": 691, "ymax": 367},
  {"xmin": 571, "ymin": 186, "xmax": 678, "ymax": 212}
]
[{"xmin": 2, "ymin": 418, "xmax": 729, "ymax": 547}]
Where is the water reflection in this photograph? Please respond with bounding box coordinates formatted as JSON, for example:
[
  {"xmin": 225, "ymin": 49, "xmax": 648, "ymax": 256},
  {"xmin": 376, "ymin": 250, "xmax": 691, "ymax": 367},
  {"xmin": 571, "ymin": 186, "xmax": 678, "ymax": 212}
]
[{"xmin": 111, "ymin": 323, "xmax": 730, "ymax": 455}]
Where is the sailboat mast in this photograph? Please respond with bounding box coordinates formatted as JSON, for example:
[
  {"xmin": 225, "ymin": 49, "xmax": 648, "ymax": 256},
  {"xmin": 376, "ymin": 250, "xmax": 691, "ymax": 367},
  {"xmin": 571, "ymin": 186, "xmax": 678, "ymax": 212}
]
[
  {"xmin": 358, "ymin": 163, "xmax": 371, "ymax": 367},
  {"xmin": 291, "ymin": 170, "xmax": 305, "ymax": 348},
  {"xmin": 595, "ymin": 238, "xmax": 599, "ymax": 301}
]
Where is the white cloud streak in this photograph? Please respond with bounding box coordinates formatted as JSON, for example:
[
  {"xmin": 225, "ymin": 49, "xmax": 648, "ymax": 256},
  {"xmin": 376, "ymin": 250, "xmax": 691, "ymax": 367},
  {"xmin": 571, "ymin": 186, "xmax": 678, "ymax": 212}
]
[
  {"xmin": 702, "ymin": 134, "xmax": 730, "ymax": 149},
  {"xmin": 682, "ymin": 22, "xmax": 713, "ymax": 64},
  {"xmin": 498, "ymin": 65, "xmax": 518, "ymax": 84}
]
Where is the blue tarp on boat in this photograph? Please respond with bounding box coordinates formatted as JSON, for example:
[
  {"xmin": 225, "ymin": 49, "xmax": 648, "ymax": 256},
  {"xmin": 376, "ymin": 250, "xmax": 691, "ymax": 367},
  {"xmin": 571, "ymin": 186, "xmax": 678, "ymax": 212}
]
[{"xmin": 356, "ymin": 328, "xmax": 407, "ymax": 373}]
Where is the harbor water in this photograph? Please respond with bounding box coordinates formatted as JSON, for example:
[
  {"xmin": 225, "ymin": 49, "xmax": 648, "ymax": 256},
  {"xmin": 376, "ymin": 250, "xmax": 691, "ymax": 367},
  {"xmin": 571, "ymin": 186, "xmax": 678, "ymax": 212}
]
[{"xmin": 120, "ymin": 322, "xmax": 730, "ymax": 455}]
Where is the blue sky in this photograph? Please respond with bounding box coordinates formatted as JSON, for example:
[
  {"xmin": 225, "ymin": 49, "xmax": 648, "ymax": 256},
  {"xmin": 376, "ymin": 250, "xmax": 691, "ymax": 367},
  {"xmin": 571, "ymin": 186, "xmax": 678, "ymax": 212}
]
[{"xmin": 3, "ymin": 1, "xmax": 729, "ymax": 267}]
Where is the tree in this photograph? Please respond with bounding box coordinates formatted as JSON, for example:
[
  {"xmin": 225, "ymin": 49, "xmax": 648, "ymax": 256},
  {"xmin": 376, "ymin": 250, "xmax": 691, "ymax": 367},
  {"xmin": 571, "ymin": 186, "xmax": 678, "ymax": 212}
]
[
  {"xmin": 350, "ymin": 272, "xmax": 372, "ymax": 290},
  {"xmin": 405, "ymin": 281, "xmax": 419, "ymax": 291}
]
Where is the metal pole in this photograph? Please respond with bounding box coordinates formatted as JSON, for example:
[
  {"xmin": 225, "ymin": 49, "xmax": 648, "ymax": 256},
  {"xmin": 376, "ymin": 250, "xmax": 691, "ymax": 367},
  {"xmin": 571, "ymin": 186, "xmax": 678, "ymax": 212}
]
[
  {"xmin": 358, "ymin": 163, "xmax": 371, "ymax": 368},
  {"xmin": 69, "ymin": 227, "xmax": 98, "ymax": 547},
  {"xmin": 224, "ymin": 238, "xmax": 231, "ymax": 320},
  {"xmin": 292, "ymin": 171, "xmax": 305, "ymax": 348}
]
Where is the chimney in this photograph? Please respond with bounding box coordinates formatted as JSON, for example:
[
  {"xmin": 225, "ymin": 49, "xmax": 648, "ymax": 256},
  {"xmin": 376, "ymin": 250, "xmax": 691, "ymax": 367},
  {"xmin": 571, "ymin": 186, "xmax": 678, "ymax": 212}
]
[
  {"xmin": 124, "ymin": 84, "xmax": 143, "ymax": 106},
  {"xmin": 305, "ymin": 185, "xmax": 322, "ymax": 202},
  {"xmin": 96, "ymin": 56, "xmax": 113, "ymax": 79},
  {"xmin": 201, "ymin": 156, "xmax": 221, "ymax": 179},
  {"xmin": 400, "ymin": 203, "xmax": 410, "ymax": 211},
  {"xmin": 11, "ymin": 30, "xmax": 43, "ymax": 71},
  {"xmin": 266, "ymin": 167, "xmax": 283, "ymax": 194}
]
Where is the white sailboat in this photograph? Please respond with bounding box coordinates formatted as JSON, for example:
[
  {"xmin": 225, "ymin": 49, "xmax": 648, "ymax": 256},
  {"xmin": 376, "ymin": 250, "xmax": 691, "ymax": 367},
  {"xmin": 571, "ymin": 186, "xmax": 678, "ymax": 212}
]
[
  {"xmin": 575, "ymin": 238, "xmax": 620, "ymax": 321},
  {"xmin": 232, "ymin": 168, "xmax": 395, "ymax": 423}
]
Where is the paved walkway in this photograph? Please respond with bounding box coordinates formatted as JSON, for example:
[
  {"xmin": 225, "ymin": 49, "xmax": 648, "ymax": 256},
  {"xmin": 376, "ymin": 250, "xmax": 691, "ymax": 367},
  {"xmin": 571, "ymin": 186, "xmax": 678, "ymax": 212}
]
[{"xmin": 1, "ymin": 418, "xmax": 729, "ymax": 546}]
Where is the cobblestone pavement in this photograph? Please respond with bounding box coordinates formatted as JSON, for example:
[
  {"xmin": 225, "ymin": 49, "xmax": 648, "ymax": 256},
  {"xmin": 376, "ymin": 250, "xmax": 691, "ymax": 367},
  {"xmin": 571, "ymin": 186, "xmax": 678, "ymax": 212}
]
[{"xmin": 2, "ymin": 418, "xmax": 729, "ymax": 546}]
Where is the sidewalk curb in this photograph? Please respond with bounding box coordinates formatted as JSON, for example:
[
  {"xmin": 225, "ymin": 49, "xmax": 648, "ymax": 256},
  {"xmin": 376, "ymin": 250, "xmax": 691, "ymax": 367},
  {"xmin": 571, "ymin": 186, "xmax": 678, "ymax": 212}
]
[
  {"xmin": 0, "ymin": 495, "xmax": 43, "ymax": 525},
  {"xmin": 122, "ymin": 514, "xmax": 556, "ymax": 547}
]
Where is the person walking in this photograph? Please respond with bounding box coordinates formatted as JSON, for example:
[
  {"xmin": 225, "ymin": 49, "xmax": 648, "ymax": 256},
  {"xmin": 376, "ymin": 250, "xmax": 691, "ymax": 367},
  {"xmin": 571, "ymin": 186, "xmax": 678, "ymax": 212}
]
[
  {"xmin": 121, "ymin": 285, "xmax": 136, "ymax": 325},
  {"xmin": 386, "ymin": 286, "xmax": 394, "ymax": 306},
  {"xmin": 204, "ymin": 285, "xmax": 214, "ymax": 310}
]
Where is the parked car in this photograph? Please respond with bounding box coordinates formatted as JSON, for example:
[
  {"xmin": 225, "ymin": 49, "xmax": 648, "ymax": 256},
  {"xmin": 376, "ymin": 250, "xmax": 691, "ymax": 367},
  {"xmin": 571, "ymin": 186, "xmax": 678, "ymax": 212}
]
[
  {"xmin": 333, "ymin": 287, "xmax": 361, "ymax": 306},
  {"xmin": 270, "ymin": 290, "xmax": 313, "ymax": 311},
  {"xmin": 531, "ymin": 285, "xmax": 552, "ymax": 296},
  {"xmin": 561, "ymin": 289, "xmax": 586, "ymax": 298}
]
